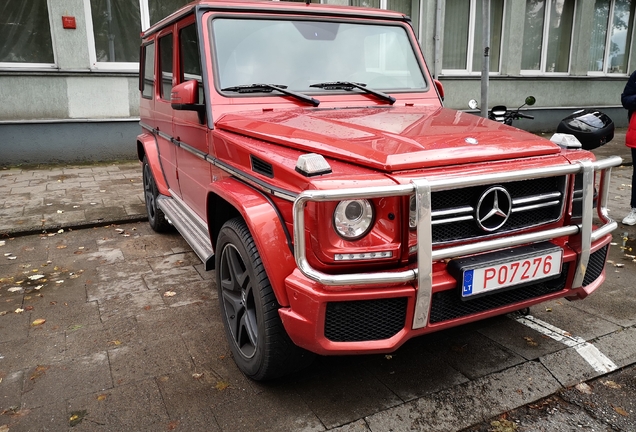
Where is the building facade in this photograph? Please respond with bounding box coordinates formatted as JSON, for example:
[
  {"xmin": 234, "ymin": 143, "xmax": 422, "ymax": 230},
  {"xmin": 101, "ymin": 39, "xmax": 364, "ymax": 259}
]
[{"xmin": 1, "ymin": 0, "xmax": 634, "ymax": 164}]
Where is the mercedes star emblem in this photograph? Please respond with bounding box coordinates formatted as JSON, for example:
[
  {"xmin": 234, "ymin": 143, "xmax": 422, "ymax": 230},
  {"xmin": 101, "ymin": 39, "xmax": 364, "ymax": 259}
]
[{"xmin": 476, "ymin": 186, "xmax": 512, "ymax": 231}]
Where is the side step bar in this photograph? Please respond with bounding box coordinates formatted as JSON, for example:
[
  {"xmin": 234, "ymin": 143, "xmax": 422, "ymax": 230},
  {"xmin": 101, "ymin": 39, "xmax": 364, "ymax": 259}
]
[{"xmin": 157, "ymin": 195, "xmax": 214, "ymax": 270}]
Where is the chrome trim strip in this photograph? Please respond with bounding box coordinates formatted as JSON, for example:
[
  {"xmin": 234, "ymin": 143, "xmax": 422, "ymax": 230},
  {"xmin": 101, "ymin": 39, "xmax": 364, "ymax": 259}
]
[
  {"xmin": 431, "ymin": 215, "xmax": 473, "ymax": 225},
  {"xmin": 512, "ymin": 192, "xmax": 562, "ymax": 205},
  {"xmin": 292, "ymin": 156, "xmax": 622, "ymax": 330},
  {"xmin": 432, "ymin": 206, "xmax": 473, "ymax": 217},
  {"xmin": 572, "ymin": 160, "xmax": 594, "ymax": 288},
  {"xmin": 413, "ymin": 179, "xmax": 432, "ymax": 329},
  {"xmin": 137, "ymin": 124, "xmax": 298, "ymax": 201},
  {"xmin": 511, "ymin": 200, "xmax": 561, "ymax": 213}
]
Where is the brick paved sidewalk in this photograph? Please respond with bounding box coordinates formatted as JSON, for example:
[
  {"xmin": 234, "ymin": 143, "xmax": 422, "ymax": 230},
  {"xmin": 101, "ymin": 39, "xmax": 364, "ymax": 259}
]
[{"xmin": 0, "ymin": 162, "xmax": 146, "ymax": 237}]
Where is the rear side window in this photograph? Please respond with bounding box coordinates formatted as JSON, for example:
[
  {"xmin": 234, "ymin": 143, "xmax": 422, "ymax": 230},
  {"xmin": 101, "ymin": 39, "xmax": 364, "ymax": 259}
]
[
  {"xmin": 159, "ymin": 33, "xmax": 173, "ymax": 101},
  {"xmin": 179, "ymin": 24, "xmax": 203, "ymax": 103},
  {"xmin": 141, "ymin": 42, "xmax": 155, "ymax": 99}
]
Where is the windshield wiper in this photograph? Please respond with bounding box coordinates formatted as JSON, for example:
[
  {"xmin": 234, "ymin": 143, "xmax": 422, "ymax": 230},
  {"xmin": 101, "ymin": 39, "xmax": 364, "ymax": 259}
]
[
  {"xmin": 221, "ymin": 83, "xmax": 320, "ymax": 107},
  {"xmin": 309, "ymin": 81, "xmax": 396, "ymax": 105}
]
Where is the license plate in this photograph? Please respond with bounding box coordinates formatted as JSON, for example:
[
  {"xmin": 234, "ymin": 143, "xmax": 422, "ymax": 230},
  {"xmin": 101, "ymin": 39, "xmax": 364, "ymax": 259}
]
[{"xmin": 455, "ymin": 245, "xmax": 563, "ymax": 298}]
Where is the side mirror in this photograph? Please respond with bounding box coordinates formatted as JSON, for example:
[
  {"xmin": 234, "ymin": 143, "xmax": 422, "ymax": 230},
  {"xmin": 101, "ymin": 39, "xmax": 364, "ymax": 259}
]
[
  {"xmin": 433, "ymin": 79, "xmax": 444, "ymax": 101},
  {"xmin": 171, "ymin": 80, "xmax": 199, "ymax": 108},
  {"xmin": 525, "ymin": 96, "xmax": 536, "ymax": 106},
  {"xmin": 171, "ymin": 80, "xmax": 205, "ymax": 123},
  {"xmin": 468, "ymin": 99, "xmax": 479, "ymax": 110}
]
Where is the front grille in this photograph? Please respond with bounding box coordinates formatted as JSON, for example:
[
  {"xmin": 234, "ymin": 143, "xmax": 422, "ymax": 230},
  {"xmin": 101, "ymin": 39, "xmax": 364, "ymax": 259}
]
[
  {"xmin": 429, "ymin": 263, "xmax": 570, "ymax": 324},
  {"xmin": 431, "ymin": 176, "xmax": 566, "ymax": 244},
  {"xmin": 325, "ymin": 298, "xmax": 407, "ymax": 342},
  {"xmin": 582, "ymin": 245, "xmax": 608, "ymax": 286}
]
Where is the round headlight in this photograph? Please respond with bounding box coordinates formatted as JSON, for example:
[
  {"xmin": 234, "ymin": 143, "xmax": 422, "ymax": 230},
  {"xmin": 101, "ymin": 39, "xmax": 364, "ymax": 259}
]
[{"xmin": 333, "ymin": 200, "xmax": 374, "ymax": 240}]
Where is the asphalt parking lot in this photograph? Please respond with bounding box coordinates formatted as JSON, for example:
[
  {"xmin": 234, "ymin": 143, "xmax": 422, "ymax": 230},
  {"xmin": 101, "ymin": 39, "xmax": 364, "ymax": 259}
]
[{"xmin": 1, "ymin": 136, "xmax": 636, "ymax": 431}]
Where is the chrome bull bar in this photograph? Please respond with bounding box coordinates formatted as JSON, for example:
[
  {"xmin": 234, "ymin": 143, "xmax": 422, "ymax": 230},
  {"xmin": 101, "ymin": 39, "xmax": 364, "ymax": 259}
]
[{"xmin": 292, "ymin": 156, "xmax": 622, "ymax": 329}]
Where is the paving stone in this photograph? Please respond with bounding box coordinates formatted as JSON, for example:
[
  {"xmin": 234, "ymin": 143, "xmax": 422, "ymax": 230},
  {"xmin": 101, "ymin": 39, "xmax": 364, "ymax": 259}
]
[
  {"xmin": 477, "ymin": 315, "xmax": 566, "ymax": 361},
  {"xmin": 594, "ymin": 327, "xmax": 636, "ymax": 368},
  {"xmin": 108, "ymin": 336, "xmax": 194, "ymax": 386},
  {"xmin": 212, "ymin": 388, "xmax": 325, "ymax": 432},
  {"xmin": 22, "ymin": 352, "xmax": 112, "ymax": 408},
  {"xmin": 0, "ymin": 400, "xmax": 68, "ymax": 431},
  {"xmin": 98, "ymin": 290, "xmax": 166, "ymax": 322},
  {"xmin": 66, "ymin": 379, "xmax": 169, "ymax": 431},
  {"xmin": 0, "ymin": 332, "xmax": 65, "ymax": 371},
  {"xmin": 294, "ymin": 357, "xmax": 402, "ymax": 429},
  {"xmin": 365, "ymin": 337, "xmax": 469, "ymax": 402},
  {"xmin": 365, "ymin": 361, "xmax": 561, "ymax": 432},
  {"xmin": 0, "ymin": 370, "xmax": 23, "ymax": 412}
]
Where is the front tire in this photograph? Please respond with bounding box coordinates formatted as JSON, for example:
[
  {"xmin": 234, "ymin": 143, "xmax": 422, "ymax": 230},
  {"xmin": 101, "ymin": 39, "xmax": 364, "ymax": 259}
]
[{"xmin": 216, "ymin": 217, "xmax": 313, "ymax": 380}]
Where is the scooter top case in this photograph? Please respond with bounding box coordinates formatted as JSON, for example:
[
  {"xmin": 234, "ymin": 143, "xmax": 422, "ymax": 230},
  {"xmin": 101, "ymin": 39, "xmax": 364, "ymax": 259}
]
[{"xmin": 557, "ymin": 109, "xmax": 614, "ymax": 150}]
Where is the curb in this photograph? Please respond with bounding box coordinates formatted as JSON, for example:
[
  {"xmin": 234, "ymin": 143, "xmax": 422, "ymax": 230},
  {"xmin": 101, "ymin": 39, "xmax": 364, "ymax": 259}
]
[{"xmin": 0, "ymin": 215, "xmax": 148, "ymax": 239}]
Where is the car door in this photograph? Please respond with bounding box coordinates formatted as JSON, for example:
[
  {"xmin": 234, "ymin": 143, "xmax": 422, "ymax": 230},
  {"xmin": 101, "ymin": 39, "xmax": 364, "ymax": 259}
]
[
  {"xmin": 155, "ymin": 28, "xmax": 181, "ymax": 196},
  {"xmin": 173, "ymin": 17, "xmax": 210, "ymax": 220}
]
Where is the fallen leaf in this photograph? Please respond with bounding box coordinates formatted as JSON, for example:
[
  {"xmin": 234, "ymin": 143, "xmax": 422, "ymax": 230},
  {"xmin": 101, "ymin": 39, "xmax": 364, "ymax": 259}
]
[
  {"xmin": 24, "ymin": 306, "xmax": 33, "ymax": 311},
  {"xmin": 55, "ymin": 280, "xmax": 64, "ymax": 284},
  {"xmin": 0, "ymin": 311, "xmax": 7, "ymax": 316},
  {"xmin": 0, "ymin": 424, "xmax": 8, "ymax": 432},
  {"xmin": 34, "ymin": 285, "xmax": 43, "ymax": 290},
  {"xmin": 30, "ymin": 365, "xmax": 50, "ymax": 381},
  {"xmin": 67, "ymin": 324, "xmax": 83, "ymax": 331},
  {"xmin": 215, "ymin": 381, "xmax": 230, "ymax": 391},
  {"xmin": 524, "ymin": 336, "xmax": 538, "ymax": 347},
  {"xmin": 8, "ymin": 287, "xmax": 22, "ymax": 293},
  {"xmin": 545, "ymin": 307, "xmax": 552, "ymax": 312},
  {"xmin": 57, "ymin": 229, "xmax": 64, "ymax": 233},
  {"xmin": 108, "ymin": 340, "xmax": 122, "ymax": 346},
  {"xmin": 96, "ymin": 394, "xmax": 108, "ymax": 401},
  {"xmin": 602, "ymin": 380, "xmax": 621, "ymax": 389},
  {"xmin": 56, "ymin": 245, "xmax": 67, "ymax": 249},
  {"xmin": 32, "ymin": 318, "xmax": 46, "ymax": 326},
  {"xmin": 28, "ymin": 274, "xmax": 45, "ymax": 280},
  {"xmin": 385, "ymin": 355, "xmax": 393, "ymax": 360},
  {"xmin": 168, "ymin": 420, "xmax": 180, "ymax": 430},
  {"xmin": 68, "ymin": 410, "xmax": 87, "ymax": 427},
  {"xmin": 614, "ymin": 406, "xmax": 629, "ymax": 417},
  {"xmin": 144, "ymin": 305, "xmax": 152, "ymax": 310},
  {"xmin": 7, "ymin": 257, "xmax": 16, "ymax": 260},
  {"xmin": 192, "ymin": 372, "xmax": 204, "ymax": 379},
  {"xmin": 575, "ymin": 382, "xmax": 593, "ymax": 394},
  {"xmin": 163, "ymin": 291, "xmax": 176, "ymax": 297},
  {"xmin": 14, "ymin": 308, "xmax": 24, "ymax": 314}
]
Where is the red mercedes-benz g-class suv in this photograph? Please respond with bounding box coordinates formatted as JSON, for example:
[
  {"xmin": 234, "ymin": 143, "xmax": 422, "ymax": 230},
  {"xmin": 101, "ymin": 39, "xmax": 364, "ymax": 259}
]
[{"xmin": 137, "ymin": 0, "xmax": 621, "ymax": 380}]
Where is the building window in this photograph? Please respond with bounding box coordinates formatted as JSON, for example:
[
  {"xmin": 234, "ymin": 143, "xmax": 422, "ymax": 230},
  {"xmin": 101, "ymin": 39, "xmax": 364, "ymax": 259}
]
[
  {"xmin": 86, "ymin": 0, "xmax": 190, "ymax": 70},
  {"xmin": 89, "ymin": 0, "xmax": 142, "ymax": 63},
  {"xmin": 442, "ymin": 0, "xmax": 504, "ymax": 74},
  {"xmin": 521, "ymin": 0, "xmax": 576, "ymax": 73},
  {"xmin": 0, "ymin": 0, "xmax": 55, "ymax": 67},
  {"xmin": 589, "ymin": 0, "xmax": 635, "ymax": 74}
]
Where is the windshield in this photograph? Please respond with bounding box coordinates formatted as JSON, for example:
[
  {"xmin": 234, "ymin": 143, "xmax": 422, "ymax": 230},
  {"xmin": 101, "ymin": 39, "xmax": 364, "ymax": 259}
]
[{"xmin": 210, "ymin": 18, "xmax": 427, "ymax": 93}]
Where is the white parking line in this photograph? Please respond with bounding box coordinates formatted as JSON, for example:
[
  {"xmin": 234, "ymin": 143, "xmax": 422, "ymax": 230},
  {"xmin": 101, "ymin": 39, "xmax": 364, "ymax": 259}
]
[{"xmin": 514, "ymin": 314, "xmax": 618, "ymax": 374}]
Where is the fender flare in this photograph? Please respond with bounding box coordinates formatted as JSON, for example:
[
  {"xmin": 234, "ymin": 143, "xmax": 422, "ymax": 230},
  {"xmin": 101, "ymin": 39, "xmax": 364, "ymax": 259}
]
[
  {"xmin": 208, "ymin": 178, "xmax": 295, "ymax": 307},
  {"xmin": 137, "ymin": 132, "xmax": 170, "ymax": 196}
]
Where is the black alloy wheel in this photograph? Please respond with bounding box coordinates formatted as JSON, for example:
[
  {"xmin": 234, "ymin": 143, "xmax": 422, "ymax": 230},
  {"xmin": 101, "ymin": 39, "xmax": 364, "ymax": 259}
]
[{"xmin": 216, "ymin": 217, "xmax": 314, "ymax": 380}]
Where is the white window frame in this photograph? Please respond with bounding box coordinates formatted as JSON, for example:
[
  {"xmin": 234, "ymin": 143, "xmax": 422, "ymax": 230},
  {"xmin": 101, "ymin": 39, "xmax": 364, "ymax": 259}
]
[
  {"xmin": 441, "ymin": 0, "xmax": 504, "ymax": 77},
  {"xmin": 0, "ymin": 0, "xmax": 58, "ymax": 71},
  {"xmin": 520, "ymin": 0, "xmax": 575, "ymax": 76},
  {"xmin": 588, "ymin": 0, "xmax": 634, "ymax": 76},
  {"xmin": 84, "ymin": 0, "xmax": 151, "ymax": 71}
]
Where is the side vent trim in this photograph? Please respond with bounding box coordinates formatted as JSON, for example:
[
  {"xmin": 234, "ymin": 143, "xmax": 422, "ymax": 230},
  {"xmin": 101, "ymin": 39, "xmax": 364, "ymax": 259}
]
[{"xmin": 250, "ymin": 155, "xmax": 274, "ymax": 178}]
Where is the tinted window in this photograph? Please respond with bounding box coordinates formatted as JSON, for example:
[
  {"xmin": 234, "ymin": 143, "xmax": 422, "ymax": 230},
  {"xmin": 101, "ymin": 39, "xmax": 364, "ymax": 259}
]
[
  {"xmin": 179, "ymin": 24, "xmax": 203, "ymax": 103},
  {"xmin": 159, "ymin": 33, "xmax": 173, "ymax": 100},
  {"xmin": 142, "ymin": 42, "xmax": 155, "ymax": 99}
]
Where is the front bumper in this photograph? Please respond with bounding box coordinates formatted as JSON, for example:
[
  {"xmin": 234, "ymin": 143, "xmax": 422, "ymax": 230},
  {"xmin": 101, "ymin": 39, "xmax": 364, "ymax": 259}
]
[{"xmin": 281, "ymin": 156, "xmax": 621, "ymax": 355}]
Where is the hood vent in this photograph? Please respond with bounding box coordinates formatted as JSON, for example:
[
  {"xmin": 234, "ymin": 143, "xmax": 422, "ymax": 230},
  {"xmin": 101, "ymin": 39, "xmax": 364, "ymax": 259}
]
[{"xmin": 250, "ymin": 155, "xmax": 274, "ymax": 178}]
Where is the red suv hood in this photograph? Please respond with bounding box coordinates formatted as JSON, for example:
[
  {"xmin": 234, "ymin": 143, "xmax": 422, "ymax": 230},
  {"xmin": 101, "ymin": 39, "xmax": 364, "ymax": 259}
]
[{"xmin": 216, "ymin": 106, "xmax": 560, "ymax": 171}]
